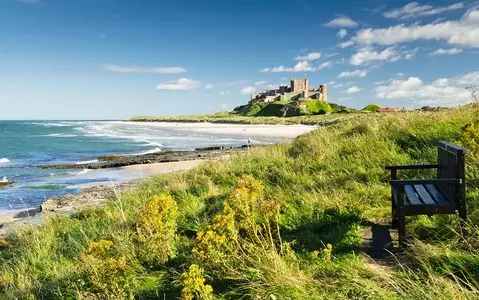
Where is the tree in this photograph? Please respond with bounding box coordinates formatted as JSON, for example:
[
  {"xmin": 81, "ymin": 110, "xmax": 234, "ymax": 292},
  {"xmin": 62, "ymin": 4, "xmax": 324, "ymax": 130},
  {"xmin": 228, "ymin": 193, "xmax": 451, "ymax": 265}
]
[{"xmin": 466, "ymin": 85, "xmax": 478, "ymax": 102}]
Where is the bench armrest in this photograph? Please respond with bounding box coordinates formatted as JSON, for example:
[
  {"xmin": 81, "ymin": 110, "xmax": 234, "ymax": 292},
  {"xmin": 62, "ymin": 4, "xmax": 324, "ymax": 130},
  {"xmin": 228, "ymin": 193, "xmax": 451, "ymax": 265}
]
[
  {"xmin": 389, "ymin": 178, "xmax": 462, "ymax": 186},
  {"xmin": 385, "ymin": 164, "xmax": 439, "ymax": 171}
]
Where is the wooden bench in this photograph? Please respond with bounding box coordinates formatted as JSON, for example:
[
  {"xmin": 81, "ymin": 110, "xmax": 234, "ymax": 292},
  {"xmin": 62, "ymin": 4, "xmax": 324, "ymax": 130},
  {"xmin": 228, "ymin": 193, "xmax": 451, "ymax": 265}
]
[{"xmin": 385, "ymin": 141, "xmax": 467, "ymax": 246}]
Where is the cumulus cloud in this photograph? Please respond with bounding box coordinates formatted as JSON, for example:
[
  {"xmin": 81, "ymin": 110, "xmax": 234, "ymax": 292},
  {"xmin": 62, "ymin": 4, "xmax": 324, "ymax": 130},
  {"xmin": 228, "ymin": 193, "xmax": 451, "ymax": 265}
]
[
  {"xmin": 338, "ymin": 40, "xmax": 355, "ymax": 48},
  {"xmin": 156, "ymin": 78, "xmax": 200, "ymax": 90},
  {"xmin": 260, "ymin": 61, "xmax": 315, "ymax": 72},
  {"xmin": 430, "ymin": 48, "xmax": 463, "ymax": 55},
  {"xmin": 219, "ymin": 91, "xmax": 231, "ymax": 96},
  {"xmin": 294, "ymin": 52, "xmax": 322, "ymax": 61},
  {"xmin": 337, "ymin": 29, "xmax": 348, "ymax": 39},
  {"xmin": 241, "ymin": 86, "xmax": 256, "ymax": 94},
  {"xmin": 350, "ymin": 47, "xmax": 400, "ymax": 65},
  {"xmin": 343, "ymin": 86, "xmax": 362, "ymax": 94},
  {"xmin": 318, "ymin": 61, "xmax": 333, "ymax": 70},
  {"xmin": 345, "ymin": 7, "xmax": 479, "ymax": 48},
  {"xmin": 374, "ymin": 71, "xmax": 479, "ymax": 105},
  {"xmin": 205, "ymin": 84, "xmax": 215, "ymax": 89},
  {"xmin": 254, "ymin": 81, "xmax": 267, "ymax": 86},
  {"xmin": 338, "ymin": 70, "xmax": 368, "ymax": 78},
  {"xmin": 324, "ymin": 16, "xmax": 358, "ymax": 28},
  {"xmin": 103, "ymin": 64, "xmax": 187, "ymax": 74},
  {"xmin": 384, "ymin": 2, "xmax": 465, "ymax": 20}
]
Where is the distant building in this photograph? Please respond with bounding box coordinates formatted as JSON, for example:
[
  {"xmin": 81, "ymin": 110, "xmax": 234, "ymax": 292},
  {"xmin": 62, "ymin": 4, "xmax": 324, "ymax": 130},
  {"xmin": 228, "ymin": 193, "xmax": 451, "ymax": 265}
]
[
  {"xmin": 250, "ymin": 77, "xmax": 328, "ymax": 103},
  {"xmin": 376, "ymin": 107, "xmax": 399, "ymax": 113}
]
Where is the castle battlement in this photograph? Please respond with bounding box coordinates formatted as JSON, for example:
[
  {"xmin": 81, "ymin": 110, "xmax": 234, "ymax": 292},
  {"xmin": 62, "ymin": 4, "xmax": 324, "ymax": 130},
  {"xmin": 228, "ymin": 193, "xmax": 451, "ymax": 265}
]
[{"xmin": 250, "ymin": 77, "xmax": 327, "ymax": 103}]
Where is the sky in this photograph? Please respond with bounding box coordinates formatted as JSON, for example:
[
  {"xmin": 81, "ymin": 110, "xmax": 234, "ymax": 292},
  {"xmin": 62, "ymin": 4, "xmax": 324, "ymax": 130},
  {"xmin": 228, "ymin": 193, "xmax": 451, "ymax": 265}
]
[{"xmin": 0, "ymin": 0, "xmax": 478, "ymax": 120}]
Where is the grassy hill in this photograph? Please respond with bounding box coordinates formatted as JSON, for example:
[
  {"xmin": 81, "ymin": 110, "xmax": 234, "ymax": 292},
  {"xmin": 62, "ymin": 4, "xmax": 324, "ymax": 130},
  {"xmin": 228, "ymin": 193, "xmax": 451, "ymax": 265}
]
[{"xmin": 1, "ymin": 104, "xmax": 479, "ymax": 299}]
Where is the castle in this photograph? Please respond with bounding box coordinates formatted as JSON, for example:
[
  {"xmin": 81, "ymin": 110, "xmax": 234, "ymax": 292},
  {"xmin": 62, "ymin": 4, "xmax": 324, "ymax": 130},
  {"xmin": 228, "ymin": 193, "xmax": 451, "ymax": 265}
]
[{"xmin": 250, "ymin": 78, "xmax": 328, "ymax": 103}]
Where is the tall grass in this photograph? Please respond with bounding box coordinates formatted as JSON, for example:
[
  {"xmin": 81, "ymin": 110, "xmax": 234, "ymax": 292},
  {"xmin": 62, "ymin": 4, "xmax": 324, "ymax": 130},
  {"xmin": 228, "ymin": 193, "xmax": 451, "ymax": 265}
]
[{"xmin": 0, "ymin": 105, "xmax": 478, "ymax": 299}]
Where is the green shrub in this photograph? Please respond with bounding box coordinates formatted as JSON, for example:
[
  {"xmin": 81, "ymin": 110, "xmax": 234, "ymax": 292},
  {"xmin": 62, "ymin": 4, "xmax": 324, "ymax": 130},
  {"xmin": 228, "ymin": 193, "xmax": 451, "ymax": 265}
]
[
  {"xmin": 305, "ymin": 100, "xmax": 333, "ymax": 115},
  {"xmin": 362, "ymin": 104, "xmax": 381, "ymax": 112}
]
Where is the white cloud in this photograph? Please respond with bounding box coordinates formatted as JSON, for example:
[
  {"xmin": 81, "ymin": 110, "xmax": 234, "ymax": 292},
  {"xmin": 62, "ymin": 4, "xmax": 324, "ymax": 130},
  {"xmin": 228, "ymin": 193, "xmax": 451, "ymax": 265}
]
[
  {"xmin": 205, "ymin": 84, "xmax": 215, "ymax": 89},
  {"xmin": 241, "ymin": 86, "xmax": 256, "ymax": 94},
  {"xmin": 219, "ymin": 91, "xmax": 231, "ymax": 96},
  {"xmin": 294, "ymin": 52, "xmax": 322, "ymax": 61},
  {"xmin": 384, "ymin": 2, "xmax": 465, "ymax": 20},
  {"xmin": 333, "ymin": 81, "xmax": 355, "ymax": 88},
  {"xmin": 338, "ymin": 40, "xmax": 355, "ymax": 48},
  {"xmin": 343, "ymin": 86, "xmax": 362, "ymax": 94},
  {"xmin": 318, "ymin": 61, "xmax": 333, "ymax": 70},
  {"xmin": 338, "ymin": 69, "xmax": 368, "ymax": 78},
  {"xmin": 404, "ymin": 47, "xmax": 420, "ymax": 60},
  {"xmin": 337, "ymin": 29, "xmax": 348, "ymax": 39},
  {"xmin": 374, "ymin": 71, "xmax": 479, "ymax": 105},
  {"xmin": 324, "ymin": 16, "xmax": 358, "ymax": 28},
  {"xmin": 260, "ymin": 61, "xmax": 315, "ymax": 72},
  {"xmin": 254, "ymin": 81, "xmax": 268, "ymax": 86},
  {"xmin": 103, "ymin": 64, "xmax": 187, "ymax": 74},
  {"xmin": 350, "ymin": 47, "xmax": 400, "ymax": 65},
  {"xmin": 430, "ymin": 48, "xmax": 463, "ymax": 55},
  {"xmin": 346, "ymin": 7, "xmax": 479, "ymax": 48},
  {"xmin": 156, "ymin": 78, "xmax": 200, "ymax": 90}
]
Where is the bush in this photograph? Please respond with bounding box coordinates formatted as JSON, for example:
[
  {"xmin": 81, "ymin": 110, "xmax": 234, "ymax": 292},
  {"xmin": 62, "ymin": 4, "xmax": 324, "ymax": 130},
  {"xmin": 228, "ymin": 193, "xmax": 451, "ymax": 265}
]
[
  {"xmin": 362, "ymin": 104, "xmax": 381, "ymax": 112},
  {"xmin": 305, "ymin": 100, "xmax": 333, "ymax": 115}
]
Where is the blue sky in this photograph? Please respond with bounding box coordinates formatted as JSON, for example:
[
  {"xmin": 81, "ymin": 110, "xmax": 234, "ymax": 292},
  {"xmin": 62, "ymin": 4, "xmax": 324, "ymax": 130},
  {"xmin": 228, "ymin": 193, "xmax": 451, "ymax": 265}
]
[{"xmin": 0, "ymin": 0, "xmax": 478, "ymax": 119}]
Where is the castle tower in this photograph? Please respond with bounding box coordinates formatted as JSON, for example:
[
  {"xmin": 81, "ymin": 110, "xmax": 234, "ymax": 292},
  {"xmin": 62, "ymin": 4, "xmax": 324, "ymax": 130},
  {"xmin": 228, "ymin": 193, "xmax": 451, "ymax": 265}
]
[
  {"xmin": 291, "ymin": 78, "xmax": 309, "ymax": 93},
  {"xmin": 319, "ymin": 84, "xmax": 328, "ymax": 102}
]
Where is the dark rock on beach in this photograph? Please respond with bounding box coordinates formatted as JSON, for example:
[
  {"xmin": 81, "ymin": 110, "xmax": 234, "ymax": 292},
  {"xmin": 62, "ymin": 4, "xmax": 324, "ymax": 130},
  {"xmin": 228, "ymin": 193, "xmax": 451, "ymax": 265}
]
[{"xmin": 40, "ymin": 145, "xmax": 260, "ymax": 170}]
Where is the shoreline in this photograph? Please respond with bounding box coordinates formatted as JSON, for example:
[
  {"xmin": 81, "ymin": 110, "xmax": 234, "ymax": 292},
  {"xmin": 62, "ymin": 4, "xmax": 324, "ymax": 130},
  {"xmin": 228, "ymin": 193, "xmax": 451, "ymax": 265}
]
[
  {"xmin": 0, "ymin": 159, "xmax": 208, "ymax": 235},
  {"xmin": 0, "ymin": 122, "xmax": 319, "ymax": 234}
]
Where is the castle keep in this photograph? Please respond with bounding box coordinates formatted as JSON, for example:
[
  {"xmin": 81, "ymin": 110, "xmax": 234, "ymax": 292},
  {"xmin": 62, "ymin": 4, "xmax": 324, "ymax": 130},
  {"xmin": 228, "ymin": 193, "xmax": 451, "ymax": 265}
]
[{"xmin": 250, "ymin": 77, "xmax": 328, "ymax": 103}]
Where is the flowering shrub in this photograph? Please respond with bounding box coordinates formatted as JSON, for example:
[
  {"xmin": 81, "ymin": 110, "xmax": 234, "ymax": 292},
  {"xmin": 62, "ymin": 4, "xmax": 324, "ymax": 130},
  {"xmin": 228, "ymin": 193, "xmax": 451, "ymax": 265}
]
[
  {"xmin": 80, "ymin": 240, "xmax": 132, "ymax": 298},
  {"xmin": 136, "ymin": 193, "xmax": 178, "ymax": 266},
  {"xmin": 193, "ymin": 176, "xmax": 284, "ymax": 279},
  {"xmin": 460, "ymin": 119, "xmax": 479, "ymax": 154},
  {"xmin": 180, "ymin": 264, "xmax": 213, "ymax": 300}
]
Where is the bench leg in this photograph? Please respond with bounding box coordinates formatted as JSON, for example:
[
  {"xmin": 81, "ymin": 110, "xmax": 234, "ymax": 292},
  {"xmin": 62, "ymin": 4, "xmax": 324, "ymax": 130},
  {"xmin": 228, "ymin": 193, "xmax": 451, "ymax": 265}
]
[
  {"xmin": 391, "ymin": 197, "xmax": 398, "ymax": 229},
  {"xmin": 398, "ymin": 214, "xmax": 406, "ymax": 248}
]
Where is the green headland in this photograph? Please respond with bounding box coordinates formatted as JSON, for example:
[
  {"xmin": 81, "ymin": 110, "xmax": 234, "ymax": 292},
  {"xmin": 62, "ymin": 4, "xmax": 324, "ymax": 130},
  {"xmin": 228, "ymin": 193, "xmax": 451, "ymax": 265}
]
[{"xmin": 1, "ymin": 103, "xmax": 479, "ymax": 299}]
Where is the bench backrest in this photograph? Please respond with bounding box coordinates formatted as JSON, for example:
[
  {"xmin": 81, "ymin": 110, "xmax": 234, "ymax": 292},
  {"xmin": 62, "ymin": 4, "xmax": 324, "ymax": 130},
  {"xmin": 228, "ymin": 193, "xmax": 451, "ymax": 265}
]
[{"xmin": 437, "ymin": 141, "xmax": 467, "ymax": 204}]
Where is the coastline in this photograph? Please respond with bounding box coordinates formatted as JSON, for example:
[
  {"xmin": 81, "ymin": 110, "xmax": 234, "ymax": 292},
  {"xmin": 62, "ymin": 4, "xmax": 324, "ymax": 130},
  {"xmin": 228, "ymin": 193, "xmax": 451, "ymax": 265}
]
[
  {"xmin": 0, "ymin": 122, "xmax": 317, "ymax": 234},
  {"xmin": 0, "ymin": 160, "xmax": 208, "ymax": 235}
]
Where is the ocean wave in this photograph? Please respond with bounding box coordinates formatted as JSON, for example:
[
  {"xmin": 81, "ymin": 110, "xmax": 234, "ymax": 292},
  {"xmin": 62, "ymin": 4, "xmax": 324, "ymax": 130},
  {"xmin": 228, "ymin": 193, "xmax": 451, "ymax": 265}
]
[
  {"xmin": 44, "ymin": 133, "xmax": 78, "ymax": 138},
  {"xmin": 68, "ymin": 169, "xmax": 92, "ymax": 176},
  {"xmin": 31, "ymin": 122, "xmax": 76, "ymax": 127},
  {"xmin": 75, "ymin": 159, "xmax": 99, "ymax": 165},
  {"xmin": 131, "ymin": 148, "xmax": 162, "ymax": 155},
  {"xmin": 0, "ymin": 158, "xmax": 10, "ymax": 164}
]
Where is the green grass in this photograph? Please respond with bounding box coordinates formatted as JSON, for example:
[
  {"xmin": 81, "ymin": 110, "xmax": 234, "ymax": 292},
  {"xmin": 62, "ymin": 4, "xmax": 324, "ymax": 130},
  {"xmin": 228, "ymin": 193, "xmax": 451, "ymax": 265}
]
[
  {"xmin": 1, "ymin": 104, "xmax": 479, "ymax": 299},
  {"xmin": 24, "ymin": 185, "xmax": 66, "ymax": 190}
]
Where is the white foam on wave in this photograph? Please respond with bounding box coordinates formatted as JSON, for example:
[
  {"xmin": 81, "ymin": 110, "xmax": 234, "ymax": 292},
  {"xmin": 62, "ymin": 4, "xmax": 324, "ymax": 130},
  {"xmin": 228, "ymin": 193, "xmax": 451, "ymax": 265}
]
[
  {"xmin": 44, "ymin": 133, "xmax": 78, "ymax": 137},
  {"xmin": 68, "ymin": 169, "xmax": 92, "ymax": 176},
  {"xmin": 75, "ymin": 159, "xmax": 99, "ymax": 165},
  {"xmin": 131, "ymin": 148, "xmax": 162, "ymax": 155},
  {"xmin": 0, "ymin": 158, "xmax": 10, "ymax": 164},
  {"xmin": 31, "ymin": 122, "xmax": 76, "ymax": 127}
]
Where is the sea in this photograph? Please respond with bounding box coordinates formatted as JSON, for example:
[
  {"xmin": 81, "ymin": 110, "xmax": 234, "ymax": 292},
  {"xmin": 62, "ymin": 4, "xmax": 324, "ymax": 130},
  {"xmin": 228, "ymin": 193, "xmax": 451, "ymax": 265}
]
[{"xmin": 0, "ymin": 120, "xmax": 286, "ymax": 214}]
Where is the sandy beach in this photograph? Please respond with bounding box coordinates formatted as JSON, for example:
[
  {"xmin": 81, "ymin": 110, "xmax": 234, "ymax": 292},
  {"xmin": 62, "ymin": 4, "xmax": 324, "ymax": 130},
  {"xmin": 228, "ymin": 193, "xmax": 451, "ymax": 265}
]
[
  {"xmin": 0, "ymin": 160, "xmax": 208, "ymax": 234},
  {"xmin": 0, "ymin": 122, "xmax": 316, "ymax": 234}
]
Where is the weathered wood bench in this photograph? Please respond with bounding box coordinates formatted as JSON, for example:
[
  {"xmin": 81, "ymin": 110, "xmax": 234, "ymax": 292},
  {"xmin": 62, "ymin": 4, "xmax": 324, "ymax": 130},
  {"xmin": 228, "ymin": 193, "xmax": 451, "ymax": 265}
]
[{"xmin": 385, "ymin": 141, "xmax": 467, "ymax": 246}]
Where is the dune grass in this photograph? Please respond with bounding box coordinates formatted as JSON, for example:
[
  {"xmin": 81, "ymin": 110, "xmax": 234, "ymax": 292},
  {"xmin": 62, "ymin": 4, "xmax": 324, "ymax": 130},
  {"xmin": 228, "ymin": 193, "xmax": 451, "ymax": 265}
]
[
  {"xmin": 1, "ymin": 105, "xmax": 479, "ymax": 299},
  {"xmin": 129, "ymin": 111, "xmax": 361, "ymax": 126}
]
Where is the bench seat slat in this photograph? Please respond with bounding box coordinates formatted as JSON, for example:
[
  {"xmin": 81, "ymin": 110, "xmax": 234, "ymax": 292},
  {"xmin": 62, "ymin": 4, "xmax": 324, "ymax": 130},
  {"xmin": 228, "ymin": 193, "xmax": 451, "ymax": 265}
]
[
  {"xmin": 425, "ymin": 184, "xmax": 452, "ymax": 205},
  {"xmin": 404, "ymin": 185, "xmax": 422, "ymax": 205},
  {"xmin": 413, "ymin": 184, "xmax": 437, "ymax": 205}
]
